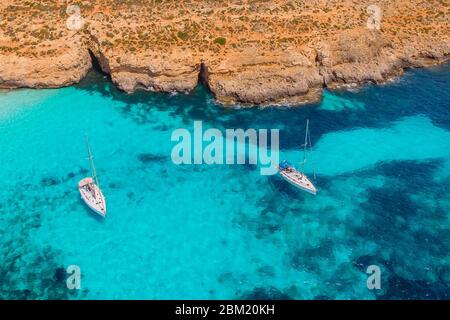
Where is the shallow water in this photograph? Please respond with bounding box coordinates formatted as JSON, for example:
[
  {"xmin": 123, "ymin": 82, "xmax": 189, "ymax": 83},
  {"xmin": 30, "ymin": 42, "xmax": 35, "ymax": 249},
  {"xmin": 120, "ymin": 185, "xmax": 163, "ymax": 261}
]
[{"xmin": 0, "ymin": 64, "xmax": 449, "ymax": 299}]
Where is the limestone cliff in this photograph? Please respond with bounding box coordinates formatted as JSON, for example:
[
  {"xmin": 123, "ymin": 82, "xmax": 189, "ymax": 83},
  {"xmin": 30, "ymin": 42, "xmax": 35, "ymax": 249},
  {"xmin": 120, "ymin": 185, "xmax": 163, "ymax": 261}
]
[{"xmin": 0, "ymin": 0, "xmax": 448, "ymax": 105}]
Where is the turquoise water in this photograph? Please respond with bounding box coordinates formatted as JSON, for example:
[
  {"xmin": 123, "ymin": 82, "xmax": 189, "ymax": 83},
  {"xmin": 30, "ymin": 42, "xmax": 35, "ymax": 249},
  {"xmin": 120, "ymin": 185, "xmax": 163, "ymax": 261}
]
[{"xmin": 0, "ymin": 64, "xmax": 449, "ymax": 299}]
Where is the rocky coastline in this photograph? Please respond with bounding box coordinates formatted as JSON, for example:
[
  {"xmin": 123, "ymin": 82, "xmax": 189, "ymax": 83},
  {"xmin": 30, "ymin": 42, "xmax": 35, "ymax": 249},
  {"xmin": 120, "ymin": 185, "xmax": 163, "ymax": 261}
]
[{"xmin": 0, "ymin": 0, "xmax": 448, "ymax": 106}]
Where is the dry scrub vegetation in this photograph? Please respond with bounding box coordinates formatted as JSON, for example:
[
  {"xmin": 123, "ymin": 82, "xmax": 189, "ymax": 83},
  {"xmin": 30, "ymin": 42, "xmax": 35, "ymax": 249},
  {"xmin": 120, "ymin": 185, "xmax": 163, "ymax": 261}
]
[{"xmin": 0, "ymin": 0, "xmax": 448, "ymax": 58}]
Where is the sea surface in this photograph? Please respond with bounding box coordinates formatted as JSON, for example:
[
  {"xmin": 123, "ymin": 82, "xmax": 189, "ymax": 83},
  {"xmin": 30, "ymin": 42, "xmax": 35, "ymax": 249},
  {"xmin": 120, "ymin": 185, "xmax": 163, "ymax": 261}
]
[{"xmin": 0, "ymin": 64, "xmax": 449, "ymax": 299}]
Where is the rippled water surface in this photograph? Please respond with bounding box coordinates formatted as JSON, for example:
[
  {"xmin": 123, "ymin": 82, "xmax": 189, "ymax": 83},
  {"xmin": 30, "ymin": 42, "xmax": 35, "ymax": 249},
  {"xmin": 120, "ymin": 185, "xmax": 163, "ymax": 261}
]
[{"xmin": 0, "ymin": 64, "xmax": 449, "ymax": 299}]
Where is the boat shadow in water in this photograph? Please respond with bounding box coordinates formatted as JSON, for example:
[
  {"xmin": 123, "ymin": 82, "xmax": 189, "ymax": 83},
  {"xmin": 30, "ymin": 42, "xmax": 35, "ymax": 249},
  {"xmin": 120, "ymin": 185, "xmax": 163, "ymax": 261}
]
[
  {"xmin": 269, "ymin": 174, "xmax": 328, "ymax": 198},
  {"xmin": 79, "ymin": 199, "xmax": 106, "ymax": 222},
  {"xmin": 268, "ymin": 175, "xmax": 305, "ymax": 198}
]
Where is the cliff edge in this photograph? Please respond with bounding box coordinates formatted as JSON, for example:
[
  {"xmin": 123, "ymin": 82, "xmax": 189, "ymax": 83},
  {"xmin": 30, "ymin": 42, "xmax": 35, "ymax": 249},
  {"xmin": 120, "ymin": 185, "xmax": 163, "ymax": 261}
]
[{"xmin": 0, "ymin": 0, "xmax": 448, "ymax": 105}]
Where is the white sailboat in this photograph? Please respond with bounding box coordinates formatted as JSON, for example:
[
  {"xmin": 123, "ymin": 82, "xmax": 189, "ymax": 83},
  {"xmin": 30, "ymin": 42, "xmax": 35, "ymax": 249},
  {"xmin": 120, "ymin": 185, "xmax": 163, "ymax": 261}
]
[
  {"xmin": 277, "ymin": 119, "xmax": 317, "ymax": 195},
  {"xmin": 78, "ymin": 137, "xmax": 107, "ymax": 217}
]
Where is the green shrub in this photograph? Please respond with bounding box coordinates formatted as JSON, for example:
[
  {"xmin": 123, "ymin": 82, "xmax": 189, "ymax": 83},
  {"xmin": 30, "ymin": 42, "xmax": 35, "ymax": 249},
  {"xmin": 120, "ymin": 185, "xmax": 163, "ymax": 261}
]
[
  {"xmin": 177, "ymin": 31, "xmax": 189, "ymax": 41},
  {"xmin": 214, "ymin": 37, "xmax": 226, "ymax": 45}
]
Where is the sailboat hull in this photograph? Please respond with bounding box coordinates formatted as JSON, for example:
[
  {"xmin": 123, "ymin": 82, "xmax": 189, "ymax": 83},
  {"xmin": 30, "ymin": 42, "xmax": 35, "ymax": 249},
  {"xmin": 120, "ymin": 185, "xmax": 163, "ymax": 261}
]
[
  {"xmin": 78, "ymin": 178, "xmax": 107, "ymax": 217},
  {"xmin": 278, "ymin": 167, "xmax": 317, "ymax": 195},
  {"xmin": 276, "ymin": 119, "xmax": 318, "ymax": 195}
]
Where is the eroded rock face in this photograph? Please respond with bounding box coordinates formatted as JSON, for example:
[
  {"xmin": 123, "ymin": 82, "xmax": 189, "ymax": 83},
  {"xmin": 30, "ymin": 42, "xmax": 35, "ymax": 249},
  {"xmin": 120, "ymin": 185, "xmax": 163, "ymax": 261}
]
[
  {"xmin": 0, "ymin": 1, "xmax": 448, "ymax": 106},
  {"xmin": 0, "ymin": 42, "xmax": 91, "ymax": 89},
  {"xmin": 206, "ymin": 47, "xmax": 323, "ymax": 105},
  {"xmin": 88, "ymin": 35, "xmax": 201, "ymax": 93},
  {"xmin": 318, "ymin": 31, "xmax": 450, "ymax": 88},
  {"xmin": 109, "ymin": 55, "xmax": 201, "ymax": 94}
]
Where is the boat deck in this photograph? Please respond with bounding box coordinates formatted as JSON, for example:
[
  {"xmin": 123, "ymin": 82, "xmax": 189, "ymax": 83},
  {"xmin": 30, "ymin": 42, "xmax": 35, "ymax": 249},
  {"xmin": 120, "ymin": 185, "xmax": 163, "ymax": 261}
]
[
  {"xmin": 78, "ymin": 178, "xmax": 106, "ymax": 217},
  {"xmin": 278, "ymin": 166, "xmax": 317, "ymax": 195}
]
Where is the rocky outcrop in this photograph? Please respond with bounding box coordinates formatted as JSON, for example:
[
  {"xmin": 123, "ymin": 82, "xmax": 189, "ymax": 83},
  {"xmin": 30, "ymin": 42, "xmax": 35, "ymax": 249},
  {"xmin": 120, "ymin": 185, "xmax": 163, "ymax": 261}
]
[
  {"xmin": 88, "ymin": 35, "xmax": 201, "ymax": 93},
  {"xmin": 0, "ymin": 28, "xmax": 448, "ymax": 106},
  {"xmin": 203, "ymin": 30, "xmax": 449, "ymax": 105},
  {"xmin": 0, "ymin": 0, "xmax": 448, "ymax": 106},
  {"xmin": 205, "ymin": 47, "xmax": 323, "ymax": 105},
  {"xmin": 0, "ymin": 42, "xmax": 91, "ymax": 89},
  {"xmin": 317, "ymin": 31, "xmax": 449, "ymax": 89}
]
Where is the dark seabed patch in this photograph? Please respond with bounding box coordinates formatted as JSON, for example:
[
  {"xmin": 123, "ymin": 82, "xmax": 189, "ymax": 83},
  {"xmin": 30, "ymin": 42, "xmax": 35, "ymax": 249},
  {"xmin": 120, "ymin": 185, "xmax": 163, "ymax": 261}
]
[
  {"xmin": 239, "ymin": 287, "xmax": 293, "ymax": 300},
  {"xmin": 137, "ymin": 153, "xmax": 167, "ymax": 164},
  {"xmin": 0, "ymin": 182, "xmax": 89, "ymax": 299},
  {"xmin": 41, "ymin": 177, "xmax": 61, "ymax": 187},
  {"xmin": 74, "ymin": 63, "xmax": 450, "ymax": 152},
  {"xmin": 350, "ymin": 160, "xmax": 449, "ymax": 299},
  {"xmin": 354, "ymin": 255, "xmax": 450, "ymax": 300},
  {"xmin": 235, "ymin": 156, "xmax": 450, "ymax": 299},
  {"xmin": 1, "ymin": 63, "xmax": 449, "ymax": 299}
]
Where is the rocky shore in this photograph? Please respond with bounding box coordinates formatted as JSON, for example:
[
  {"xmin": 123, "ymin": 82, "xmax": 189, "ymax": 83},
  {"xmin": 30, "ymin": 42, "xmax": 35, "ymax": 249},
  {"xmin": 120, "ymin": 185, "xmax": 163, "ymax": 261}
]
[{"xmin": 0, "ymin": 0, "xmax": 448, "ymax": 106}]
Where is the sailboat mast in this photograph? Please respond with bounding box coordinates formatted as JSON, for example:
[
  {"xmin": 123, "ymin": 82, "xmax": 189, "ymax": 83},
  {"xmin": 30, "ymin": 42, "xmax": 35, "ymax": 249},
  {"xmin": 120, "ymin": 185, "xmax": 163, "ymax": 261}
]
[
  {"xmin": 307, "ymin": 121, "xmax": 316, "ymax": 181},
  {"xmin": 86, "ymin": 136, "xmax": 99, "ymax": 188},
  {"xmin": 302, "ymin": 119, "xmax": 309, "ymax": 172}
]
